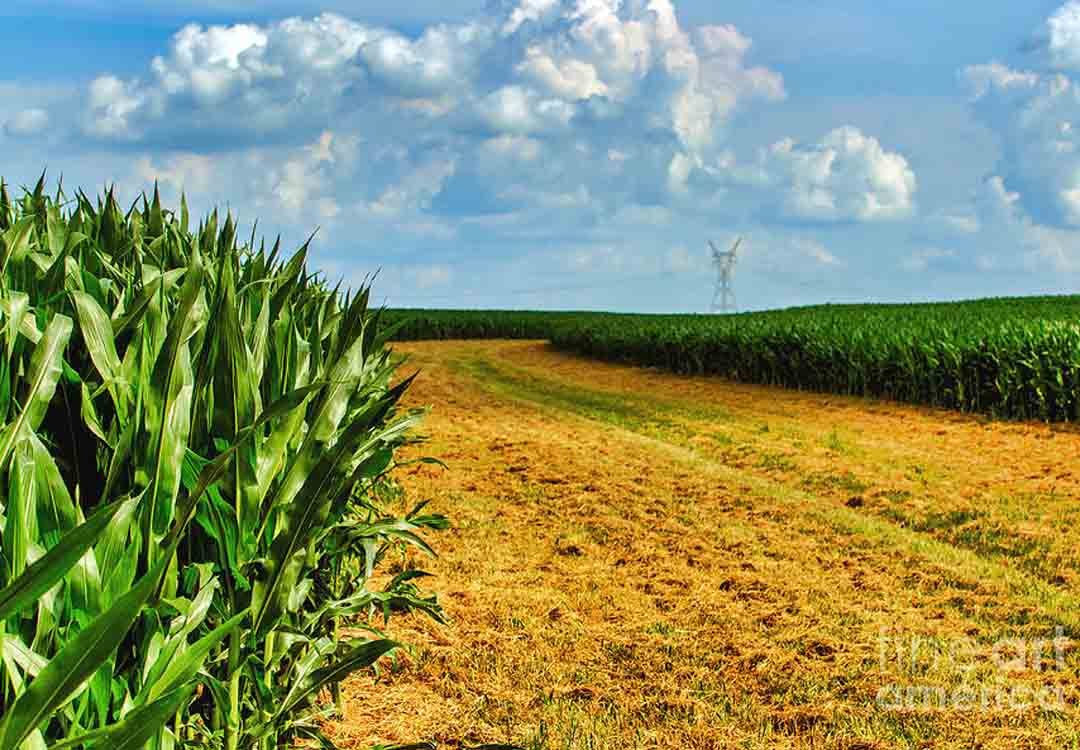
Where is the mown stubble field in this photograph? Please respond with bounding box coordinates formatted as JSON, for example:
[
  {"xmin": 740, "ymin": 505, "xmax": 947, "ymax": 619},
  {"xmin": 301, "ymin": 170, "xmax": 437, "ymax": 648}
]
[{"xmin": 329, "ymin": 340, "xmax": 1080, "ymax": 750}]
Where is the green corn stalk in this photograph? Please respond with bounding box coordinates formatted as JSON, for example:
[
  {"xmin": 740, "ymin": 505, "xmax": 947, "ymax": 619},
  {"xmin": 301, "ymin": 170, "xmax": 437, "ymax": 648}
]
[{"xmin": 0, "ymin": 179, "xmax": 449, "ymax": 748}]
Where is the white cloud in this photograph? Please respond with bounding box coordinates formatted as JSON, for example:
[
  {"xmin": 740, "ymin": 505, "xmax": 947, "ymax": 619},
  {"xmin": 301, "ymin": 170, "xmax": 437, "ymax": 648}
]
[
  {"xmin": 759, "ymin": 126, "xmax": 917, "ymax": 222},
  {"xmin": 122, "ymin": 130, "xmax": 365, "ymax": 244},
  {"xmin": 502, "ymin": 0, "xmax": 561, "ymax": 35},
  {"xmin": 86, "ymin": 75, "xmax": 144, "ymax": 138},
  {"xmin": 10, "ymin": 3, "xmax": 785, "ymax": 242},
  {"xmin": 666, "ymin": 152, "xmax": 697, "ymax": 194},
  {"xmin": 961, "ymin": 62, "xmax": 1039, "ymax": 100},
  {"xmin": 7, "ymin": 2, "xmax": 963, "ymax": 313},
  {"xmin": 84, "ymin": 14, "xmax": 381, "ymax": 140},
  {"xmin": 518, "ymin": 47, "xmax": 609, "ymax": 100},
  {"xmin": 169, "ymin": 22, "xmax": 269, "ymax": 87},
  {"xmin": 1025, "ymin": 223, "xmax": 1080, "ymax": 272},
  {"xmin": 359, "ymin": 22, "xmax": 493, "ymax": 95},
  {"xmin": 3, "ymin": 109, "xmax": 50, "ymax": 138},
  {"xmin": 273, "ymin": 159, "xmax": 326, "ymax": 214},
  {"xmin": 475, "ymin": 85, "xmax": 576, "ymax": 134},
  {"xmin": 135, "ymin": 152, "xmax": 216, "ymax": 194},
  {"xmin": 71, "ymin": 2, "xmax": 783, "ymax": 160},
  {"xmin": 962, "ymin": 13, "xmax": 1080, "ymax": 230},
  {"xmin": 1049, "ymin": 1, "xmax": 1080, "ymax": 71},
  {"xmin": 360, "ymin": 156, "xmax": 457, "ymax": 217},
  {"xmin": 271, "ymin": 131, "xmax": 357, "ymax": 213},
  {"xmin": 203, "ymin": 130, "xmax": 359, "ymax": 218},
  {"xmin": 965, "ymin": 61, "xmax": 1080, "ymax": 226},
  {"xmin": 967, "ymin": 174, "xmax": 1080, "ymax": 273}
]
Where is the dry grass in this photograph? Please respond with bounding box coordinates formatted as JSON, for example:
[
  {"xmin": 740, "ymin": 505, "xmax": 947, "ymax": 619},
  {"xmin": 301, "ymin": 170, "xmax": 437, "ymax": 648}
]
[{"xmin": 326, "ymin": 340, "xmax": 1080, "ymax": 750}]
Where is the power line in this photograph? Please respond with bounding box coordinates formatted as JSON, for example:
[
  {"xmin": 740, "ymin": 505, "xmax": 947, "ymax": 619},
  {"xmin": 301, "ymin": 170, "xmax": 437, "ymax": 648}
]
[{"xmin": 709, "ymin": 237, "xmax": 740, "ymax": 313}]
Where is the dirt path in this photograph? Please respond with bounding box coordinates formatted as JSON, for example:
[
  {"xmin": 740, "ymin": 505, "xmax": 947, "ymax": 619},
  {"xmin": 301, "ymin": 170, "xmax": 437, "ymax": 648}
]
[{"xmin": 328, "ymin": 340, "xmax": 1080, "ymax": 750}]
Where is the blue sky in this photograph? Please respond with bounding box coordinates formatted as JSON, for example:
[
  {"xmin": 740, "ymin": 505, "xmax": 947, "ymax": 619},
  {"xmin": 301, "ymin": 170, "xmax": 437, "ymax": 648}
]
[{"xmin": 2, "ymin": 0, "xmax": 1080, "ymax": 311}]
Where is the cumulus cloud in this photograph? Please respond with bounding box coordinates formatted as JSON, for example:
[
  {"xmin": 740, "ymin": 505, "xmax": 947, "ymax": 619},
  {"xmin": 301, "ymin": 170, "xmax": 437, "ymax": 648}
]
[
  {"xmin": 475, "ymin": 85, "xmax": 576, "ymax": 134},
  {"xmin": 72, "ymin": 3, "xmax": 783, "ymax": 156},
  {"xmin": 959, "ymin": 2, "xmax": 1080, "ymax": 230},
  {"xmin": 518, "ymin": 47, "xmax": 609, "ymax": 101},
  {"xmin": 359, "ymin": 22, "xmax": 493, "ymax": 95},
  {"xmin": 758, "ymin": 126, "xmax": 917, "ymax": 222},
  {"xmin": 8, "ymin": 1, "xmax": 954, "ymax": 311},
  {"xmin": 502, "ymin": 0, "xmax": 561, "ymax": 35},
  {"xmin": 20, "ymin": 1, "xmax": 784, "ymax": 240},
  {"xmin": 963, "ymin": 59, "xmax": 1080, "ymax": 227},
  {"xmin": 84, "ymin": 15, "xmax": 380, "ymax": 141}
]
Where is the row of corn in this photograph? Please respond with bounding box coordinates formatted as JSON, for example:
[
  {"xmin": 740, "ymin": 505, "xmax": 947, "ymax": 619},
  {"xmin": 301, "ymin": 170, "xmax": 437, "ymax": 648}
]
[
  {"xmin": 0, "ymin": 178, "xmax": 445, "ymax": 749},
  {"xmin": 390, "ymin": 299, "xmax": 1080, "ymax": 421}
]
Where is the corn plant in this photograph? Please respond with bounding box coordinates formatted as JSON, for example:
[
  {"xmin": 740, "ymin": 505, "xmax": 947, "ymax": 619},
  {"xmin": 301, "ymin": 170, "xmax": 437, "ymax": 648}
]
[{"xmin": 0, "ymin": 176, "xmax": 446, "ymax": 748}]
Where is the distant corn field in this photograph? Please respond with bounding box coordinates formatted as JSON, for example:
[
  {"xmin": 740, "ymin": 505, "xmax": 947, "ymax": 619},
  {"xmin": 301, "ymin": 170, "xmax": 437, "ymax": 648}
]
[{"xmin": 387, "ymin": 299, "xmax": 1080, "ymax": 421}]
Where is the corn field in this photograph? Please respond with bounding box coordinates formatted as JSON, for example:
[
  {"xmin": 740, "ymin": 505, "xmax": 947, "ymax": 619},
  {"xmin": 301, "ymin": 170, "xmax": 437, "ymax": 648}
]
[
  {"xmin": 386, "ymin": 309, "xmax": 592, "ymax": 341},
  {"xmin": 0, "ymin": 177, "xmax": 446, "ymax": 749},
  {"xmin": 389, "ymin": 299, "xmax": 1080, "ymax": 421}
]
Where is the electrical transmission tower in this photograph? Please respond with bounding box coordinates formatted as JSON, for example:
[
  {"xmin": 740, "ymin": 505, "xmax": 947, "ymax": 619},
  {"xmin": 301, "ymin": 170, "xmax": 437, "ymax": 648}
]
[{"xmin": 709, "ymin": 237, "xmax": 741, "ymax": 313}]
